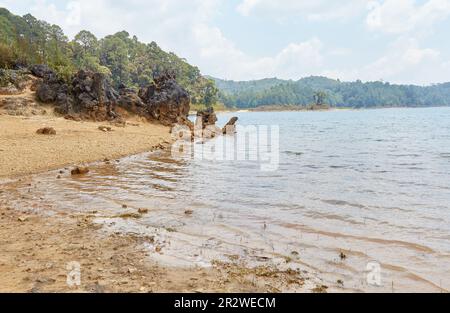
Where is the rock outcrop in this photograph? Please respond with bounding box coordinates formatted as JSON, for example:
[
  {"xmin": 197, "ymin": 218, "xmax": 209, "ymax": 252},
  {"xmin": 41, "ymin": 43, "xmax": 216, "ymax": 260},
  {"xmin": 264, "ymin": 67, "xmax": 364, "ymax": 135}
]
[
  {"xmin": 193, "ymin": 107, "xmax": 221, "ymax": 139},
  {"xmin": 195, "ymin": 107, "xmax": 218, "ymax": 129},
  {"xmin": 36, "ymin": 69, "xmax": 120, "ymax": 121},
  {"xmin": 117, "ymin": 85, "xmax": 146, "ymax": 116},
  {"xmin": 222, "ymin": 117, "xmax": 239, "ymax": 135},
  {"xmin": 30, "ymin": 65, "xmax": 55, "ymax": 79},
  {"xmin": 34, "ymin": 66, "xmax": 191, "ymax": 126},
  {"xmin": 67, "ymin": 70, "xmax": 119, "ymax": 120},
  {"xmin": 137, "ymin": 71, "xmax": 191, "ymax": 126},
  {"xmin": 0, "ymin": 69, "xmax": 30, "ymax": 95}
]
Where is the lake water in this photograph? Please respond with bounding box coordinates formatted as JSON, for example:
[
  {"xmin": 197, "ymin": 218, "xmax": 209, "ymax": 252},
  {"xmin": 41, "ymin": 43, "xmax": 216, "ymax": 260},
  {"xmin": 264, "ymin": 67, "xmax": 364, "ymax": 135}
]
[{"xmin": 2, "ymin": 107, "xmax": 450, "ymax": 292}]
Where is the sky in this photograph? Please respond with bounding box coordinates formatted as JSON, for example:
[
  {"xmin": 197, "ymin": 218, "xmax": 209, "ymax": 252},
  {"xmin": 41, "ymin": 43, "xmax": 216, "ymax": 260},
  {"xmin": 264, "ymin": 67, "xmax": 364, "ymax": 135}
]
[{"xmin": 1, "ymin": 0, "xmax": 450, "ymax": 85}]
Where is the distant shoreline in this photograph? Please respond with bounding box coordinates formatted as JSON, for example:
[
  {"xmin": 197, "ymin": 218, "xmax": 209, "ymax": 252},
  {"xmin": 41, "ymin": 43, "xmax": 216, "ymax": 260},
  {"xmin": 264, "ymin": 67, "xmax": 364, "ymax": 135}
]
[{"xmin": 206, "ymin": 104, "xmax": 450, "ymax": 114}]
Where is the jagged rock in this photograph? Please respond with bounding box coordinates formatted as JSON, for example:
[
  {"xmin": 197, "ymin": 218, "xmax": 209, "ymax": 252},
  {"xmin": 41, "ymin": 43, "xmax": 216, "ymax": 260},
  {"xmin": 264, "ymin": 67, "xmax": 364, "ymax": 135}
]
[
  {"xmin": 35, "ymin": 67, "xmax": 67, "ymax": 105},
  {"xmin": 193, "ymin": 107, "xmax": 220, "ymax": 138},
  {"xmin": 30, "ymin": 65, "xmax": 55, "ymax": 79},
  {"xmin": 36, "ymin": 83, "xmax": 57, "ymax": 103},
  {"xmin": 139, "ymin": 71, "xmax": 190, "ymax": 126},
  {"xmin": 36, "ymin": 127, "xmax": 56, "ymax": 135},
  {"xmin": 37, "ymin": 69, "xmax": 120, "ymax": 121},
  {"xmin": 33, "ymin": 68, "xmax": 192, "ymax": 126},
  {"xmin": 222, "ymin": 117, "xmax": 239, "ymax": 135},
  {"xmin": 68, "ymin": 70, "xmax": 119, "ymax": 120},
  {"xmin": 117, "ymin": 85, "xmax": 146, "ymax": 115},
  {"xmin": 196, "ymin": 107, "xmax": 218, "ymax": 129}
]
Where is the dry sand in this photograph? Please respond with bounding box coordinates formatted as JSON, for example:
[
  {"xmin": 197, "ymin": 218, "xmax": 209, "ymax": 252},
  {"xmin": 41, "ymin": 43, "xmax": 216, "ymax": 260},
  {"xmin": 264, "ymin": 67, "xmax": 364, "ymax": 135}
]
[{"xmin": 0, "ymin": 114, "xmax": 171, "ymax": 178}]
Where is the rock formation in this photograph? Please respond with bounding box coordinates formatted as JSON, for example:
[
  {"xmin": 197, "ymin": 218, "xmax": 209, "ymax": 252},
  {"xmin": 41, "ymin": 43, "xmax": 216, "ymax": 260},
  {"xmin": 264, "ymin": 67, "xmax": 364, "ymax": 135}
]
[
  {"xmin": 2, "ymin": 65, "xmax": 241, "ymax": 141},
  {"xmin": 222, "ymin": 117, "xmax": 239, "ymax": 135},
  {"xmin": 36, "ymin": 69, "xmax": 119, "ymax": 121},
  {"xmin": 67, "ymin": 70, "xmax": 119, "ymax": 120},
  {"xmin": 0, "ymin": 69, "xmax": 30, "ymax": 95},
  {"xmin": 33, "ymin": 66, "xmax": 191, "ymax": 126},
  {"xmin": 30, "ymin": 65, "xmax": 55, "ymax": 79},
  {"xmin": 137, "ymin": 71, "xmax": 191, "ymax": 126},
  {"xmin": 195, "ymin": 107, "xmax": 218, "ymax": 129},
  {"xmin": 117, "ymin": 85, "xmax": 146, "ymax": 116}
]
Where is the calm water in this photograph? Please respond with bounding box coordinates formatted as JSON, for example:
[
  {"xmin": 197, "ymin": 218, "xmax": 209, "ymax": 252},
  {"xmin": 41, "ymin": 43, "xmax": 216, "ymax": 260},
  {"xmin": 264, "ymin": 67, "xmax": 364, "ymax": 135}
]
[{"xmin": 2, "ymin": 107, "xmax": 450, "ymax": 292}]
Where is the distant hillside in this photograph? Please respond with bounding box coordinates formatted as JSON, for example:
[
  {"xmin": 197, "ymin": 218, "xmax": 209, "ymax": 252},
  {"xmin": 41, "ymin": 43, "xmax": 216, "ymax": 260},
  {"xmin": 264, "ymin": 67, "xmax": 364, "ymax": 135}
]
[
  {"xmin": 209, "ymin": 77, "xmax": 288, "ymax": 94},
  {"xmin": 212, "ymin": 76, "xmax": 450, "ymax": 109},
  {"xmin": 0, "ymin": 7, "xmax": 218, "ymax": 106}
]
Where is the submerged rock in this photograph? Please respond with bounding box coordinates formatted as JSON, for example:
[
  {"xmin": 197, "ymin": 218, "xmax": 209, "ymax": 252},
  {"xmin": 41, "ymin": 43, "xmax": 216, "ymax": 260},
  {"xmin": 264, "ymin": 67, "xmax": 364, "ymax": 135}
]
[
  {"xmin": 138, "ymin": 208, "xmax": 149, "ymax": 214},
  {"xmin": 71, "ymin": 166, "xmax": 90, "ymax": 176}
]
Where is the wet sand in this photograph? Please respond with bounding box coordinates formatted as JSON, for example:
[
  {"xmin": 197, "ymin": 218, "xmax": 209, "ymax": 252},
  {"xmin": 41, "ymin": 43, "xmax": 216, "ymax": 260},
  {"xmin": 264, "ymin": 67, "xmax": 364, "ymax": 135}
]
[{"xmin": 0, "ymin": 196, "xmax": 313, "ymax": 292}]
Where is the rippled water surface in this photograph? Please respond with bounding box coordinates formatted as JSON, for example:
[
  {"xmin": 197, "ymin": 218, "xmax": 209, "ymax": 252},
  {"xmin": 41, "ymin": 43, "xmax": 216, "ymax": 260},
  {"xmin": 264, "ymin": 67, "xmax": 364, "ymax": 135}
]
[{"xmin": 2, "ymin": 107, "xmax": 450, "ymax": 292}]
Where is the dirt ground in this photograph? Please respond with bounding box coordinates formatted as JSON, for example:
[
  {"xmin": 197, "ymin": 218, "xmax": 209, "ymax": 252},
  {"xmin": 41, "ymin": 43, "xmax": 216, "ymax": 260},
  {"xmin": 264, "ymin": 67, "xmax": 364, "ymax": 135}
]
[
  {"xmin": 0, "ymin": 202, "xmax": 313, "ymax": 293},
  {"xmin": 0, "ymin": 113, "xmax": 172, "ymax": 179}
]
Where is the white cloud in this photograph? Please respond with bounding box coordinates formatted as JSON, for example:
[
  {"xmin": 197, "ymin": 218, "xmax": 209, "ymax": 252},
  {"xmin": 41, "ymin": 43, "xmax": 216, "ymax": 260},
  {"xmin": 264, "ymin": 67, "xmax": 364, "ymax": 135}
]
[
  {"xmin": 325, "ymin": 38, "xmax": 449, "ymax": 85},
  {"xmin": 2, "ymin": 0, "xmax": 450, "ymax": 84},
  {"xmin": 192, "ymin": 22, "xmax": 324, "ymax": 80},
  {"xmin": 367, "ymin": 0, "xmax": 450, "ymax": 34},
  {"xmin": 5, "ymin": 0, "xmax": 324, "ymax": 80},
  {"xmin": 237, "ymin": 0, "xmax": 367, "ymax": 21}
]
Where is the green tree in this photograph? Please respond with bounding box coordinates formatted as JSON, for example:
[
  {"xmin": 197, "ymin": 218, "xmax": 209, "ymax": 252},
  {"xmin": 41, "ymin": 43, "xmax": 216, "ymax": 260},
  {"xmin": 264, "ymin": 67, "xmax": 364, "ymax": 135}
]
[{"xmin": 313, "ymin": 91, "xmax": 327, "ymax": 106}]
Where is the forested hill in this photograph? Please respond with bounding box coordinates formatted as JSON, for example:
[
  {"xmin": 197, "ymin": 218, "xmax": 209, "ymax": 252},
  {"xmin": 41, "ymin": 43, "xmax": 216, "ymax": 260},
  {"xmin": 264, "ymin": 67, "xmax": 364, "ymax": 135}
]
[
  {"xmin": 0, "ymin": 7, "xmax": 218, "ymax": 106},
  {"xmin": 212, "ymin": 76, "xmax": 450, "ymax": 109}
]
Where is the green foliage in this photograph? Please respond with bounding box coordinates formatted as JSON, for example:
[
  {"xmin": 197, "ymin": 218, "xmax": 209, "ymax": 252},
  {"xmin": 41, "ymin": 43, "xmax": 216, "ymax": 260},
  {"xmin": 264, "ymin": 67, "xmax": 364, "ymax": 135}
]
[
  {"xmin": 313, "ymin": 91, "xmax": 327, "ymax": 106},
  {"xmin": 0, "ymin": 43, "xmax": 14, "ymax": 68},
  {"xmin": 213, "ymin": 76, "xmax": 450, "ymax": 109},
  {"xmin": 0, "ymin": 7, "xmax": 218, "ymax": 104}
]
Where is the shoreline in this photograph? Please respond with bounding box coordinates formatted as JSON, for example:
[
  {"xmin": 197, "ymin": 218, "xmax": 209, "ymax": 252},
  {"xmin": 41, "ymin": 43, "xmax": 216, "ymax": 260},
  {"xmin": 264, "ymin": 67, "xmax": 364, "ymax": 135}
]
[
  {"xmin": 0, "ymin": 156, "xmax": 317, "ymax": 293},
  {"xmin": 0, "ymin": 197, "xmax": 307, "ymax": 293},
  {"xmin": 194, "ymin": 105, "xmax": 450, "ymax": 114},
  {"xmin": 0, "ymin": 112, "xmax": 319, "ymax": 293}
]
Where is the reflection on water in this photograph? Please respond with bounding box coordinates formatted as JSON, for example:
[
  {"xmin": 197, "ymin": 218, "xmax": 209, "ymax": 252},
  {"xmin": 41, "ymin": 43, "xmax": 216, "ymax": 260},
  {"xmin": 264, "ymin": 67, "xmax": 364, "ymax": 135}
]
[{"xmin": 2, "ymin": 107, "xmax": 450, "ymax": 292}]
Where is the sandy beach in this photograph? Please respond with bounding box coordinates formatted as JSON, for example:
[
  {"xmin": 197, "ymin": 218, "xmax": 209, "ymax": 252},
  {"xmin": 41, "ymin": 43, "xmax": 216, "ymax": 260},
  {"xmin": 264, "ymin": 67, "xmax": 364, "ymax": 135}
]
[
  {"xmin": 0, "ymin": 114, "xmax": 172, "ymax": 178},
  {"xmin": 0, "ymin": 110, "xmax": 314, "ymax": 293}
]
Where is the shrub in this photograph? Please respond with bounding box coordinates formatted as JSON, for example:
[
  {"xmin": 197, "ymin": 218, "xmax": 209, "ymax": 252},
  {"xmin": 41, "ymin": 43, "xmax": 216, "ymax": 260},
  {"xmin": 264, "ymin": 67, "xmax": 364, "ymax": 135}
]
[{"xmin": 0, "ymin": 43, "xmax": 15, "ymax": 68}]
